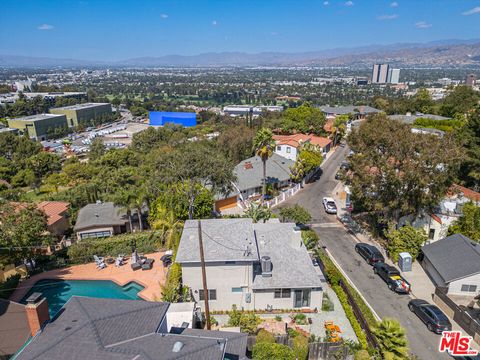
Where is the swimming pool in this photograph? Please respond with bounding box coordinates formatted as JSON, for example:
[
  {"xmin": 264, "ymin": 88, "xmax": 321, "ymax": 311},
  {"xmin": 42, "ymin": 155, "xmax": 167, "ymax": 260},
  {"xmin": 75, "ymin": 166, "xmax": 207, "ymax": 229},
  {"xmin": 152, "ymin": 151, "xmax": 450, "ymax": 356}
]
[{"xmin": 21, "ymin": 279, "xmax": 145, "ymax": 317}]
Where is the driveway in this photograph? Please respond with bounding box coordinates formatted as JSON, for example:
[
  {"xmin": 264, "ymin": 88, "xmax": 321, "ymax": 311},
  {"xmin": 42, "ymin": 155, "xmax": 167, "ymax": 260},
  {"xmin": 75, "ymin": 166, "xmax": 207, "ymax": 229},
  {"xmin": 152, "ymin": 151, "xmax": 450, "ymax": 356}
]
[{"xmin": 276, "ymin": 146, "xmax": 449, "ymax": 360}]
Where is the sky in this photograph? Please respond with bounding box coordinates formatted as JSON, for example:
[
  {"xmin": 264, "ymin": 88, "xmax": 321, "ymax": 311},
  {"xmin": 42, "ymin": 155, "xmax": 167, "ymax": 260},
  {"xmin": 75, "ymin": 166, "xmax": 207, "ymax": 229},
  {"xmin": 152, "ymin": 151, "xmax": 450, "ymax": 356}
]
[{"xmin": 0, "ymin": 0, "xmax": 479, "ymax": 61}]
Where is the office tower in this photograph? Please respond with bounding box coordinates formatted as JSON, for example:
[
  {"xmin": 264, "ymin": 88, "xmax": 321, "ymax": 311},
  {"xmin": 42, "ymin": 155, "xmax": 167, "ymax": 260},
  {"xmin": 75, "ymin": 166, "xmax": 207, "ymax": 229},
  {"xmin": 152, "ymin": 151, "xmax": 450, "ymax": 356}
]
[
  {"xmin": 371, "ymin": 64, "xmax": 389, "ymax": 83},
  {"xmin": 387, "ymin": 68, "xmax": 400, "ymax": 84},
  {"xmin": 466, "ymin": 74, "xmax": 476, "ymax": 87}
]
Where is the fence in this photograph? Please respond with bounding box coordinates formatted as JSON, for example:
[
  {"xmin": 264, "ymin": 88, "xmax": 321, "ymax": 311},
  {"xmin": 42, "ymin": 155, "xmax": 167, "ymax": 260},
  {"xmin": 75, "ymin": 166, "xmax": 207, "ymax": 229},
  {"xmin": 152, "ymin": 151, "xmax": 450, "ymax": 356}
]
[
  {"xmin": 265, "ymin": 183, "xmax": 302, "ymax": 209},
  {"xmin": 247, "ymin": 335, "xmax": 350, "ymax": 360},
  {"xmin": 338, "ymin": 279, "xmax": 379, "ymax": 348},
  {"xmin": 434, "ymin": 287, "xmax": 480, "ymax": 343}
]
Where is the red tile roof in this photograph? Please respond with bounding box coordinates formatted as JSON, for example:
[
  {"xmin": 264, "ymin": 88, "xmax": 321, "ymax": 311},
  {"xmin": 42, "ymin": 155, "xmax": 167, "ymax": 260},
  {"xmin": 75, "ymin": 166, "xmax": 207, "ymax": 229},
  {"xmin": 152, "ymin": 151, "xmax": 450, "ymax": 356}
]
[
  {"xmin": 37, "ymin": 201, "xmax": 69, "ymax": 226},
  {"xmin": 449, "ymin": 184, "xmax": 480, "ymax": 203},
  {"xmin": 430, "ymin": 214, "xmax": 442, "ymax": 224},
  {"xmin": 273, "ymin": 134, "xmax": 332, "ymax": 149}
]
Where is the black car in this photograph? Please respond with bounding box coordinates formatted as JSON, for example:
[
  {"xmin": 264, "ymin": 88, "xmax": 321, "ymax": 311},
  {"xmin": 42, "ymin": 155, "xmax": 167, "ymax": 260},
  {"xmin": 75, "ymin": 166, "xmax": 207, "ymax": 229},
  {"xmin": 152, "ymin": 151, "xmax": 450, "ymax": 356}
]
[
  {"xmin": 355, "ymin": 243, "xmax": 385, "ymax": 265},
  {"xmin": 408, "ymin": 299, "xmax": 452, "ymax": 334},
  {"xmin": 335, "ymin": 171, "xmax": 343, "ymax": 180},
  {"xmin": 340, "ymin": 161, "xmax": 350, "ymax": 170}
]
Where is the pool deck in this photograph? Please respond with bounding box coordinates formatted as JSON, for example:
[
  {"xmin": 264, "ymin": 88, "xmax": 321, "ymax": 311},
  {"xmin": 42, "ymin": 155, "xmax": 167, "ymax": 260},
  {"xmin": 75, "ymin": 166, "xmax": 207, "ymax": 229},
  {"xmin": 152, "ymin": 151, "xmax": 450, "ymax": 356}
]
[{"xmin": 10, "ymin": 252, "xmax": 167, "ymax": 303}]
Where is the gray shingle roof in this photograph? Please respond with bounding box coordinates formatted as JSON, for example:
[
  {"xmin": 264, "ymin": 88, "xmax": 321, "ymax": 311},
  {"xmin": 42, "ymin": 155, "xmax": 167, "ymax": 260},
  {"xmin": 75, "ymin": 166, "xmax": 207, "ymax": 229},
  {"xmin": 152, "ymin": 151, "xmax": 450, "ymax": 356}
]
[
  {"xmin": 74, "ymin": 202, "xmax": 128, "ymax": 231},
  {"xmin": 15, "ymin": 297, "xmax": 243, "ymax": 360},
  {"xmin": 318, "ymin": 105, "xmax": 381, "ymax": 115},
  {"xmin": 388, "ymin": 113, "xmax": 451, "ymax": 124},
  {"xmin": 422, "ymin": 234, "xmax": 480, "ymax": 283},
  {"xmin": 0, "ymin": 299, "xmax": 30, "ymax": 358},
  {"xmin": 176, "ymin": 219, "xmax": 322, "ymax": 290},
  {"xmin": 234, "ymin": 153, "xmax": 294, "ymax": 192}
]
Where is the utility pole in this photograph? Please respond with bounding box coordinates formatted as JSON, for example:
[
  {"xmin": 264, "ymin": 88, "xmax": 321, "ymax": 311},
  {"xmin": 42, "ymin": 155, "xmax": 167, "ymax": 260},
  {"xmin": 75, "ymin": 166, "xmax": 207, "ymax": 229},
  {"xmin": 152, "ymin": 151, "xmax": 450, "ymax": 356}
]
[{"xmin": 198, "ymin": 220, "xmax": 211, "ymax": 330}]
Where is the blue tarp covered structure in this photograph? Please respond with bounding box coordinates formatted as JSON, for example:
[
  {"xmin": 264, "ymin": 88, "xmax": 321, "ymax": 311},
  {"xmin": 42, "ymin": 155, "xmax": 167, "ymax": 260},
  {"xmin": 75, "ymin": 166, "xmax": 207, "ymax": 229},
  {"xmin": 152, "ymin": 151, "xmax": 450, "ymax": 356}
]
[{"xmin": 149, "ymin": 111, "xmax": 197, "ymax": 127}]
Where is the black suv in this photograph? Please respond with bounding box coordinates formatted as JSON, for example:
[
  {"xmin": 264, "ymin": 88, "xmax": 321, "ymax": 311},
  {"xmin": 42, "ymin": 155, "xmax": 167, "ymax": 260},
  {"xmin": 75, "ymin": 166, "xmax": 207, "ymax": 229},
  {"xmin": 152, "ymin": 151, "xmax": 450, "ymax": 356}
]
[
  {"xmin": 408, "ymin": 299, "xmax": 452, "ymax": 334},
  {"xmin": 355, "ymin": 243, "xmax": 385, "ymax": 265},
  {"xmin": 373, "ymin": 262, "xmax": 411, "ymax": 294}
]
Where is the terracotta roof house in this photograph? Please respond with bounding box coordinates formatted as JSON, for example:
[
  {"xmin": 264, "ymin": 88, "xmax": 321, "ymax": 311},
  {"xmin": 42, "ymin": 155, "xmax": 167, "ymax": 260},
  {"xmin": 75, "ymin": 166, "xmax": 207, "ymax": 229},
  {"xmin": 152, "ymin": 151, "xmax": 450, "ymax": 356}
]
[
  {"xmin": 273, "ymin": 133, "xmax": 332, "ymax": 161},
  {"xmin": 37, "ymin": 201, "xmax": 70, "ymax": 237},
  {"xmin": 14, "ymin": 295, "xmax": 247, "ymax": 360}
]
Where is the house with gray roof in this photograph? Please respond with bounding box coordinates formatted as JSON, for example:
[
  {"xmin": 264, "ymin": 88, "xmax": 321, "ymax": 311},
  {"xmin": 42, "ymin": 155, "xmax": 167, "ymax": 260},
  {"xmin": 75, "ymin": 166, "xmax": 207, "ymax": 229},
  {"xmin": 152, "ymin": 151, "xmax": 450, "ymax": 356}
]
[
  {"xmin": 421, "ymin": 234, "xmax": 480, "ymax": 296},
  {"xmin": 176, "ymin": 218, "xmax": 324, "ymax": 312},
  {"xmin": 214, "ymin": 153, "xmax": 295, "ymax": 213},
  {"xmin": 388, "ymin": 112, "xmax": 451, "ymax": 125},
  {"xmin": 73, "ymin": 202, "xmax": 130, "ymax": 241},
  {"xmin": 15, "ymin": 296, "xmax": 247, "ymax": 360}
]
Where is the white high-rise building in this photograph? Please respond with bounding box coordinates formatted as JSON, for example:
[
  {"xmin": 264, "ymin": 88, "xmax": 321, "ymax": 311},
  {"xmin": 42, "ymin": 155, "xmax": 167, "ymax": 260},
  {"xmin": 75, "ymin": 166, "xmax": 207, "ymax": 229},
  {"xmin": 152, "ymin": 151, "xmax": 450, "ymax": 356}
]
[
  {"xmin": 387, "ymin": 68, "xmax": 400, "ymax": 84},
  {"xmin": 371, "ymin": 64, "xmax": 389, "ymax": 83}
]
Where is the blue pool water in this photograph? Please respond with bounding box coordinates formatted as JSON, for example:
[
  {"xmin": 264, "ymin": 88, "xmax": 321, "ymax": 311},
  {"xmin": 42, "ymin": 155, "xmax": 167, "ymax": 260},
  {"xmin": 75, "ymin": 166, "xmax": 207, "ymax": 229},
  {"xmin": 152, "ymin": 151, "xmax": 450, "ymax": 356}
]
[{"xmin": 21, "ymin": 279, "xmax": 144, "ymax": 317}]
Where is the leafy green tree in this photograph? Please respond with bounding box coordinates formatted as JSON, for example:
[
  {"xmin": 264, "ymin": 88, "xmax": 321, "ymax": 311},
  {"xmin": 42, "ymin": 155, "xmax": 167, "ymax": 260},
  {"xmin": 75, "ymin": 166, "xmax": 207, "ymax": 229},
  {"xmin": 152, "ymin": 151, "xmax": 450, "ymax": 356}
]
[
  {"xmin": 386, "ymin": 225, "xmax": 428, "ymax": 261},
  {"xmin": 253, "ymin": 128, "xmax": 275, "ymax": 201},
  {"xmin": 244, "ymin": 203, "xmax": 272, "ymax": 223},
  {"xmin": 290, "ymin": 157, "xmax": 305, "ymax": 183},
  {"xmin": 448, "ymin": 202, "xmax": 480, "ymax": 242},
  {"xmin": 26, "ymin": 152, "xmax": 61, "ymax": 180},
  {"xmin": 218, "ymin": 124, "xmax": 255, "ymax": 163},
  {"xmin": 43, "ymin": 172, "xmax": 67, "ymax": 193},
  {"xmin": 11, "ymin": 169, "xmax": 36, "ymax": 187},
  {"xmin": 161, "ymin": 262, "xmax": 182, "ymax": 302},
  {"xmin": 301, "ymin": 229, "xmax": 319, "ymax": 250},
  {"xmin": 412, "ymin": 88, "xmax": 434, "ymax": 114},
  {"xmin": 292, "ymin": 334, "xmax": 308, "ymax": 360},
  {"xmin": 0, "ymin": 202, "xmax": 52, "ymax": 266},
  {"xmin": 440, "ymin": 85, "xmax": 480, "ymax": 117},
  {"xmin": 372, "ymin": 318, "xmax": 409, "ymax": 360},
  {"xmin": 282, "ymin": 102, "xmax": 326, "ymax": 135},
  {"xmin": 332, "ymin": 114, "xmax": 349, "ymax": 146},
  {"xmin": 252, "ymin": 342, "xmax": 295, "ymax": 360},
  {"xmin": 457, "ymin": 105, "xmax": 480, "ymax": 189},
  {"xmin": 155, "ymin": 141, "xmax": 234, "ymax": 219},
  {"xmin": 279, "ymin": 205, "xmax": 312, "ymax": 224},
  {"xmin": 89, "ymin": 138, "xmax": 106, "ymax": 161},
  {"xmin": 298, "ymin": 148, "xmax": 323, "ymax": 174},
  {"xmin": 348, "ymin": 114, "xmax": 461, "ymax": 221}
]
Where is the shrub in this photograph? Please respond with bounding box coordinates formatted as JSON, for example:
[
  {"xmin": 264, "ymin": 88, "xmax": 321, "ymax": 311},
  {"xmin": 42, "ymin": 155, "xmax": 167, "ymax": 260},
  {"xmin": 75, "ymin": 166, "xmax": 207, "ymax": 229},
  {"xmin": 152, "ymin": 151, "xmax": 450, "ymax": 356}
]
[
  {"xmin": 354, "ymin": 349, "xmax": 371, "ymax": 360},
  {"xmin": 301, "ymin": 229, "xmax": 319, "ymax": 250},
  {"xmin": 322, "ymin": 293, "xmax": 334, "ymax": 311},
  {"xmin": 161, "ymin": 263, "xmax": 182, "ymax": 302},
  {"xmin": 67, "ymin": 231, "xmax": 160, "ymax": 263},
  {"xmin": 228, "ymin": 305, "xmax": 261, "ymax": 334},
  {"xmin": 292, "ymin": 313, "xmax": 307, "ymax": 325},
  {"xmin": 275, "ymin": 315, "xmax": 283, "ymax": 322},
  {"xmin": 256, "ymin": 329, "xmax": 275, "ymax": 344},
  {"xmin": 0, "ymin": 274, "xmax": 21, "ymax": 299},
  {"xmin": 252, "ymin": 342, "xmax": 295, "ymax": 360},
  {"xmin": 292, "ymin": 334, "xmax": 309, "ymax": 360},
  {"xmin": 210, "ymin": 315, "xmax": 218, "ymax": 326}
]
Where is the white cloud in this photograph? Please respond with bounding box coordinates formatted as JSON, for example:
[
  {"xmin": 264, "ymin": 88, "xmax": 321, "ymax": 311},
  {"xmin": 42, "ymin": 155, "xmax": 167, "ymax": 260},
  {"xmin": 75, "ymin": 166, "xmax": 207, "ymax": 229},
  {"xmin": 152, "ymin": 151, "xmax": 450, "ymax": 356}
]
[
  {"xmin": 323, "ymin": 1, "xmax": 329, "ymax": 5},
  {"xmin": 37, "ymin": 24, "xmax": 54, "ymax": 30},
  {"xmin": 344, "ymin": 1, "xmax": 354, "ymax": 6},
  {"xmin": 415, "ymin": 21, "xmax": 432, "ymax": 29},
  {"xmin": 378, "ymin": 14, "xmax": 398, "ymax": 20},
  {"xmin": 212, "ymin": 20, "xmax": 218, "ymax": 26},
  {"xmin": 462, "ymin": 6, "xmax": 480, "ymax": 15},
  {"xmin": 390, "ymin": 2, "xmax": 398, "ymax": 7},
  {"xmin": 160, "ymin": 14, "xmax": 168, "ymax": 19}
]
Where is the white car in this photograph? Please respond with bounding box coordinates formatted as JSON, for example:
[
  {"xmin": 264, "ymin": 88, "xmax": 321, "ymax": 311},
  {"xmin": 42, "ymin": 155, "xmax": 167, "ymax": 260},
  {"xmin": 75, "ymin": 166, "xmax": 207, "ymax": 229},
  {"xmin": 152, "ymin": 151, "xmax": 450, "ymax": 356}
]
[{"xmin": 322, "ymin": 197, "xmax": 338, "ymax": 214}]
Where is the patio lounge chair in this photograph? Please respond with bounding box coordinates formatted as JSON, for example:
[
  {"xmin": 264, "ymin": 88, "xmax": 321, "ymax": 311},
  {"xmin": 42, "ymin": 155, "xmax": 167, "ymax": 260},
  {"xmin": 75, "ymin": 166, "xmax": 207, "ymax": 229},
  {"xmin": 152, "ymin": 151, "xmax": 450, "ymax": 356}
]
[
  {"xmin": 141, "ymin": 258, "xmax": 154, "ymax": 271},
  {"xmin": 94, "ymin": 255, "xmax": 104, "ymax": 263},
  {"xmin": 131, "ymin": 262, "xmax": 142, "ymax": 271}
]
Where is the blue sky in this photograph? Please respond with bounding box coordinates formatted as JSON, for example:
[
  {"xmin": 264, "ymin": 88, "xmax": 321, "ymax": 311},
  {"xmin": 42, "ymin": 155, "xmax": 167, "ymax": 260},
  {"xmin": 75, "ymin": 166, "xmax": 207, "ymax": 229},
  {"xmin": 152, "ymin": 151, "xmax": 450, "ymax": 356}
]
[{"xmin": 0, "ymin": 0, "xmax": 479, "ymax": 61}]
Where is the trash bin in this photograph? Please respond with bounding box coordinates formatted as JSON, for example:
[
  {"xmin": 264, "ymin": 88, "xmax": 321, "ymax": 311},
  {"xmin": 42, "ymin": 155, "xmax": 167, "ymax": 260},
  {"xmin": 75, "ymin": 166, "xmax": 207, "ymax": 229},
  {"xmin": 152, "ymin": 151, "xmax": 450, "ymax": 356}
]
[{"xmin": 398, "ymin": 252, "xmax": 412, "ymax": 272}]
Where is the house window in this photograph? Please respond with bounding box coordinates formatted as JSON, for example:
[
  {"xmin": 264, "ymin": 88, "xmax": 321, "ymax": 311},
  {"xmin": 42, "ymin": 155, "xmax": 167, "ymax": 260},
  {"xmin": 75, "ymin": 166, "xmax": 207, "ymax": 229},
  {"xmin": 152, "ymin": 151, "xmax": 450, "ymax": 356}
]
[
  {"xmin": 225, "ymin": 261, "xmax": 236, "ymax": 265},
  {"xmin": 286, "ymin": 147, "xmax": 291, "ymax": 153},
  {"xmin": 461, "ymin": 285, "xmax": 477, "ymax": 293},
  {"xmin": 277, "ymin": 146, "xmax": 281, "ymax": 151},
  {"xmin": 199, "ymin": 289, "xmax": 217, "ymax": 300},
  {"xmin": 80, "ymin": 230, "xmax": 111, "ymax": 240},
  {"xmin": 232, "ymin": 287, "xmax": 243, "ymax": 293},
  {"xmin": 428, "ymin": 229, "xmax": 435, "ymax": 240},
  {"xmin": 274, "ymin": 289, "xmax": 291, "ymax": 298}
]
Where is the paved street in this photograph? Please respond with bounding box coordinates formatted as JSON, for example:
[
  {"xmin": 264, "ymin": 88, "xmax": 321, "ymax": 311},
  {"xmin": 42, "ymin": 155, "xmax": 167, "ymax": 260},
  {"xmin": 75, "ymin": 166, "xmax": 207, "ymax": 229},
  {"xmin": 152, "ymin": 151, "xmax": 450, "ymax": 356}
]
[{"xmin": 277, "ymin": 146, "xmax": 449, "ymax": 360}]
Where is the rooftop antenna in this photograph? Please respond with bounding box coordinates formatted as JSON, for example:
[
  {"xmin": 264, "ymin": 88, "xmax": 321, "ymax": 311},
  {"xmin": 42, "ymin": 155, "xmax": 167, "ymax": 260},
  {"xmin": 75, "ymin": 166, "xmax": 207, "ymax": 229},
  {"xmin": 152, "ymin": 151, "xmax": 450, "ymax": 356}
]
[{"xmin": 198, "ymin": 220, "xmax": 211, "ymax": 330}]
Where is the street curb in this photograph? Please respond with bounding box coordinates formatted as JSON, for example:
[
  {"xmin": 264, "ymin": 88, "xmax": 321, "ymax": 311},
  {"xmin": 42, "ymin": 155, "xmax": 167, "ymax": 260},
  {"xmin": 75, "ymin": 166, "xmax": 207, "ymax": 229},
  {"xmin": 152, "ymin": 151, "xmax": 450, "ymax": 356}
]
[{"xmin": 324, "ymin": 248, "xmax": 382, "ymax": 322}]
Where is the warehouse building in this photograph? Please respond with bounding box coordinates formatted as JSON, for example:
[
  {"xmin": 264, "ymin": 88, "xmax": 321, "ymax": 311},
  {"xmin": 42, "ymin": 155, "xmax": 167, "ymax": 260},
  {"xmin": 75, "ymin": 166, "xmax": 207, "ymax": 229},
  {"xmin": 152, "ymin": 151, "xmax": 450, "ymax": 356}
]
[
  {"xmin": 7, "ymin": 114, "xmax": 68, "ymax": 141},
  {"xmin": 50, "ymin": 102, "xmax": 112, "ymax": 127}
]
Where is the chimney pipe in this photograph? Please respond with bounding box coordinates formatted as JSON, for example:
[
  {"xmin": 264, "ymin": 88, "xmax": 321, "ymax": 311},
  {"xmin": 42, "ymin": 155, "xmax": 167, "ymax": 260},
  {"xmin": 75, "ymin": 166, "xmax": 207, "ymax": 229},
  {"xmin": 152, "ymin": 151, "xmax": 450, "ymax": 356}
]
[{"xmin": 25, "ymin": 293, "xmax": 50, "ymax": 336}]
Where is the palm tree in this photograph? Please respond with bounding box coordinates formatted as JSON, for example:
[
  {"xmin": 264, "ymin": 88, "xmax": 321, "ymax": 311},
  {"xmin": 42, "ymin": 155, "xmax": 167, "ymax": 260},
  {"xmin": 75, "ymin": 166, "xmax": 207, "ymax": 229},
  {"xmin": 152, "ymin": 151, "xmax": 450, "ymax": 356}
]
[
  {"xmin": 112, "ymin": 189, "xmax": 136, "ymax": 233},
  {"xmin": 372, "ymin": 318, "xmax": 409, "ymax": 359},
  {"xmin": 244, "ymin": 203, "xmax": 272, "ymax": 224},
  {"xmin": 253, "ymin": 128, "xmax": 275, "ymax": 202},
  {"xmin": 151, "ymin": 204, "xmax": 183, "ymax": 250}
]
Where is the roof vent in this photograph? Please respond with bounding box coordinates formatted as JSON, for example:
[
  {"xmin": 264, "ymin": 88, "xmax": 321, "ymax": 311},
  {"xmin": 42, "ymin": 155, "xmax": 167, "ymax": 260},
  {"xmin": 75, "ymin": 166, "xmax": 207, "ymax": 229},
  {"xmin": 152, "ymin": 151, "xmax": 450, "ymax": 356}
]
[
  {"xmin": 261, "ymin": 256, "xmax": 272, "ymax": 277},
  {"xmin": 172, "ymin": 341, "xmax": 184, "ymax": 353}
]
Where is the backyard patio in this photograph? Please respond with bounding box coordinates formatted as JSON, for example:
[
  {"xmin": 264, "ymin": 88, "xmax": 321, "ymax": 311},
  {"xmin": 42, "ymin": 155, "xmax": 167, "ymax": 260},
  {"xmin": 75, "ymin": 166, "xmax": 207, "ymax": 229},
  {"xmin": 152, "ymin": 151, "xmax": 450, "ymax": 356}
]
[{"xmin": 10, "ymin": 251, "xmax": 167, "ymax": 303}]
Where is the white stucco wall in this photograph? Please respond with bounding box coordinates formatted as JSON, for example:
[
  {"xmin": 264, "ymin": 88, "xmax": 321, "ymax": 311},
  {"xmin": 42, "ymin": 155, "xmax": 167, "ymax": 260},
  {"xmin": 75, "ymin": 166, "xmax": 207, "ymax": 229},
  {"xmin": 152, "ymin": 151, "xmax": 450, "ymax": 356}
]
[
  {"xmin": 274, "ymin": 144, "xmax": 298, "ymax": 161},
  {"xmin": 448, "ymin": 273, "xmax": 480, "ymax": 296},
  {"xmin": 253, "ymin": 288, "xmax": 322, "ymax": 310}
]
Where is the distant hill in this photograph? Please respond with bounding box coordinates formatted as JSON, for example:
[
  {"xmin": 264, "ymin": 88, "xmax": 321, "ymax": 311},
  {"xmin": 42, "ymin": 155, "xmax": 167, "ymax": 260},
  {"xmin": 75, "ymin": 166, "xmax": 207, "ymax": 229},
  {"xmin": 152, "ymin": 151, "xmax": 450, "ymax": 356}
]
[{"xmin": 1, "ymin": 39, "xmax": 479, "ymax": 68}]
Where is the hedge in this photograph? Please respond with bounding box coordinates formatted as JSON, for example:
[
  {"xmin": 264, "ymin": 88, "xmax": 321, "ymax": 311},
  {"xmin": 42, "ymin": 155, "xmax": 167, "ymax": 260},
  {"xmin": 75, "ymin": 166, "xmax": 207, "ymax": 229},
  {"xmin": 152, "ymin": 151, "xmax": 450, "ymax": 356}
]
[
  {"xmin": 0, "ymin": 274, "xmax": 21, "ymax": 299},
  {"xmin": 317, "ymin": 249, "xmax": 372, "ymax": 349},
  {"xmin": 67, "ymin": 231, "xmax": 161, "ymax": 263}
]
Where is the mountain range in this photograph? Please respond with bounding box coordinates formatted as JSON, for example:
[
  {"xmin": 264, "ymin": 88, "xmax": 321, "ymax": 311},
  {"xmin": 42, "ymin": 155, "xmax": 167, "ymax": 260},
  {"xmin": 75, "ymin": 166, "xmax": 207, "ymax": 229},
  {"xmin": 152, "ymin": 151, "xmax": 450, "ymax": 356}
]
[{"xmin": 1, "ymin": 39, "xmax": 479, "ymax": 68}]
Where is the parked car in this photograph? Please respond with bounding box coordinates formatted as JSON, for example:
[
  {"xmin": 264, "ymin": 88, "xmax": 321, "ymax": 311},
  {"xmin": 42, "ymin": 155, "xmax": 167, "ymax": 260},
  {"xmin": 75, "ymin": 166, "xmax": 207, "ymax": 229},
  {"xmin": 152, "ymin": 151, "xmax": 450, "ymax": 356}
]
[
  {"xmin": 373, "ymin": 262, "xmax": 411, "ymax": 293},
  {"xmin": 408, "ymin": 299, "xmax": 452, "ymax": 334},
  {"xmin": 355, "ymin": 243, "xmax": 385, "ymax": 265},
  {"xmin": 340, "ymin": 161, "xmax": 350, "ymax": 170},
  {"xmin": 335, "ymin": 171, "xmax": 343, "ymax": 180},
  {"xmin": 322, "ymin": 197, "xmax": 337, "ymax": 214}
]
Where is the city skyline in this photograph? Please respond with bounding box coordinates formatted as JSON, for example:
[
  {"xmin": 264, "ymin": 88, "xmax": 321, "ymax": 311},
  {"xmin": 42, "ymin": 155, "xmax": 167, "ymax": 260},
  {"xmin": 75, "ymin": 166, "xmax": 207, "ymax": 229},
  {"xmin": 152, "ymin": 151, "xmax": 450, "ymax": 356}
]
[{"xmin": 0, "ymin": 0, "xmax": 479, "ymax": 61}]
